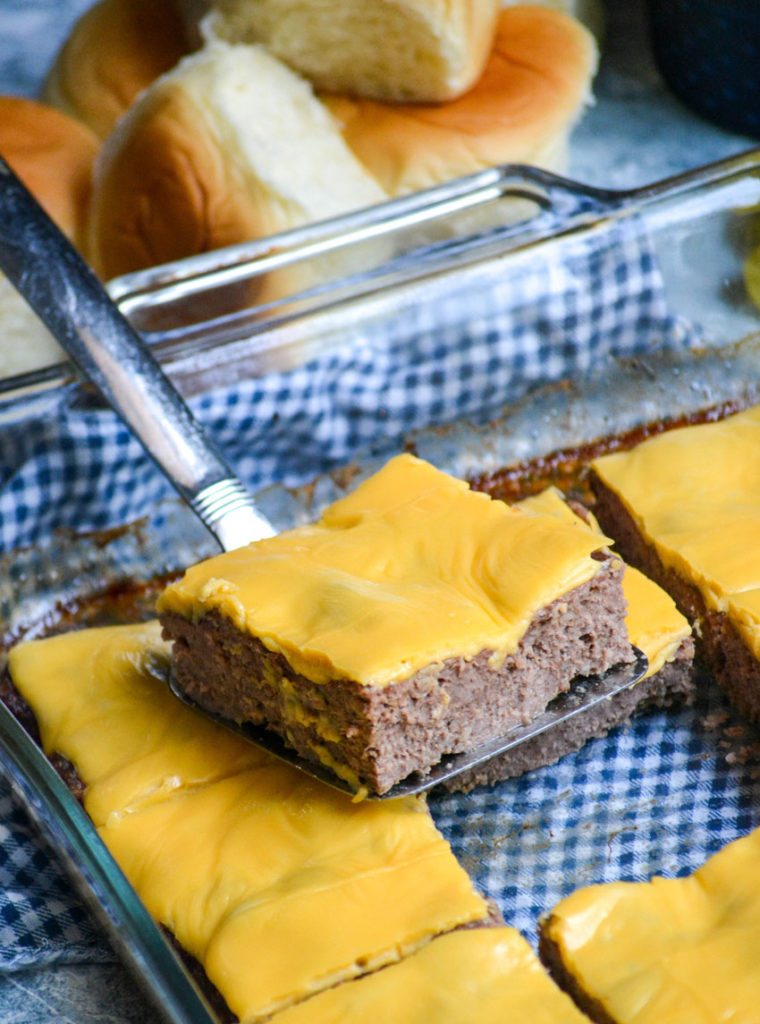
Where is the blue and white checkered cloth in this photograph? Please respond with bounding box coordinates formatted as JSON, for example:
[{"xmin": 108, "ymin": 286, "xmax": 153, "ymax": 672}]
[
  {"xmin": 436, "ymin": 696, "xmax": 760, "ymax": 947},
  {"xmin": 3, "ymin": 209, "xmax": 756, "ymax": 977},
  {"xmin": 0, "ymin": 781, "xmax": 107, "ymax": 967},
  {"xmin": 1, "ymin": 213, "xmax": 693, "ymax": 552}
]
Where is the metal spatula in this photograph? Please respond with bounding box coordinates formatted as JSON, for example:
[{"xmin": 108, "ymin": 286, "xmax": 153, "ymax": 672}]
[
  {"xmin": 0, "ymin": 156, "xmax": 648, "ymax": 798},
  {"xmin": 0, "ymin": 157, "xmax": 274, "ymax": 552}
]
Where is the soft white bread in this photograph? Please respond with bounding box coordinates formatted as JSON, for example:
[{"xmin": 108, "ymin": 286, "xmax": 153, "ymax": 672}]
[
  {"xmin": 322, "ymin": 5, "xmax": 598, "ymax": 196},
  {"xmin": 0, "ymin": 97, "xmax": 100, "ymax": 376},
  {"xmin": 88, "ymin": 41, "xmax": 388, "ymax": 280},
  {"xmin": 202, "ymin": 0, "xmax": 501, "ymax": 102},
  {"xmin": 0, "ymin": 276, "xmax": 70, "ymax": 378},
  {"xmin": 42, "ymin": 0, "xmax": 193, "ymax": 139}
]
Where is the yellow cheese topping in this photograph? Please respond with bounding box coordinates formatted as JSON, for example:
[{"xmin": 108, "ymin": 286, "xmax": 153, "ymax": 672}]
[
  {"xmin": 156, "ymin": 453, "xmax": 613, "ymax": 687},
  {"xmin": 273, "ymin": 927, "xmax": 591, "ymax": 1024},
  {"xmin": 543, "ymin": 828, "xmax": 760, "ymax": 1022},
  {"xmin": 518, "ymin": 488, "xmax": 691, "ymax": 677},
  {"xmin": 8, "ymin": 622, "xmax": 488, "ymax": 1022},
  {"xmin": 591, "ymin": 404, "xmax": 760, "ymax": 657}
]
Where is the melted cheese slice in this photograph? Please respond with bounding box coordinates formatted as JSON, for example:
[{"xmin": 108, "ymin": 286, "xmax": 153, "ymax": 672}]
[
  {"xmin": 591, "ymin": 405, "xmax": 760, "ymax": 656},
  {"xmin": 7, "ymin": 622, "xmax": 263, "ymax": 827},
  {"xmin": 518, "ymin": 487, "xmax": 691, "ymax": 677},
  {"xmin": 273, "ymin": 927, "xmax": 591, "ymax": 1024},
  {"xmin": 8, "ymin": 622, "xmax": 488, "ymax": 1021},
  {"xmin": 543, "ymin": 828, "xmax": 760, "ymax": 1022},
  {"xmin": 157, "ymin": 453, "xmax": 612, "ymax": 687}
]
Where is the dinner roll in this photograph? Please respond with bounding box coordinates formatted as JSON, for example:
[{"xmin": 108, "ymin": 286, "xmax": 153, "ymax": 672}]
[
  {"xmin": 322, "ymin": 5, "xmax": 598, "ymax": 196},
  {"xmin": 0, "ymin": 97, "xmax": 100, "ymax": 376},
  {"xmin": 88, "ymin": 41, "xmax": 388, "ymax": 281},
  {"xmin": 0, "ymin": 96, "xmax": 99, "ymax": 249},
  {"xmin": 0, "ymin": 277, "xmax": 69, "ymax": 378},
  {"xmin": 42, "ymin": 0, "xmax": 192, "ymax": 139},
  {"xmin": 202, "ymin": 0, "xmax": 501, "ymax": 102}
]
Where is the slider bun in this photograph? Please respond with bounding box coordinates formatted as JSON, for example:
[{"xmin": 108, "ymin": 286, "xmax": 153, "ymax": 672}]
[
  {"xmin": 42, "ymin": 0, "xmax": 192, "ymax": 139},
  {"xmin": 88, "ymin": 41, "xmax": 388, "ymax": 281},
  {"xmin": 203, "ymin": 0, "xmax": 500, "ymax": 102},
  {"xmin": 0, "ymin": 96, "xmax": 99, "ymax": 249},
  {"xmin": 324, "ymin": 5, "xmax": 598, "ymax": 196},
  {"xmin": 0, "ymin": 97, "xmax": 100, "ymax": 377},
  {"xmin": 0, "ymin": 277, "xmax": 70, "ymax": 377}
]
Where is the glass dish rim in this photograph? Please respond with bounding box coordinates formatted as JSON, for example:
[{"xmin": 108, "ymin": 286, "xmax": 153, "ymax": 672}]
[{"xmin": 1, "ymin": 149, "xmax": 759, "ymax": 409}]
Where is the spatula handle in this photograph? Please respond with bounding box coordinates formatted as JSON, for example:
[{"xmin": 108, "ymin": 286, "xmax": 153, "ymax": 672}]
[{"xmin": 0, "ymin": 156, "xmax": 274, "ymax": 550}]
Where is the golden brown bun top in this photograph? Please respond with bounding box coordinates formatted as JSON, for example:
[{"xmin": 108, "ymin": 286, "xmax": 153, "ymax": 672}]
[
  {"xmin": 324, "ymin": 4, "xmax": 598, "ymax": 196},
  {"xmin": 42, "ymin": 0, "xmax": 192, "ymax": 139},
  {"xmin": 0, "ymin": 96, "xmax": 100, "ymax": 248},
  {"xmin": 88, "ymin": 82, "xmax": 267, "ymax": 279},
  {"xmin": 88, "ymin": 43, "xmax": 387, "ymax": 281}
]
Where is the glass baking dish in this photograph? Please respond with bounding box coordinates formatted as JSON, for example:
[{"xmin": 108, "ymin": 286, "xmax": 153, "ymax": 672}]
[
  {"xmin": 1, "ymin": 148, "xmax": 760, "ymax": 414},
  {"xmin": 3, "ymin": 149, "xmax": 760, "ymax": 1022},
  {"xmin": 4, "ymin": 334, "xmax": 760, "ymax": 1023}
]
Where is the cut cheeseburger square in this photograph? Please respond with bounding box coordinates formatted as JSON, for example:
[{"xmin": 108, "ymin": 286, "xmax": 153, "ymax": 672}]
[
  {"xmin": 590, "ymin": 403, "xmax": 760, "ymax": 725},
  {"xmin": 158, "ymin": 454, "xmax": 633, "ymax": 794}
]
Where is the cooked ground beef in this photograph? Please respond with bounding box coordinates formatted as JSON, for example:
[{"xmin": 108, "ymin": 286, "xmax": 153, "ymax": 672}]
[{"xmin": 161, "ymin": 558, "xmax": 633, "ymax": 795}]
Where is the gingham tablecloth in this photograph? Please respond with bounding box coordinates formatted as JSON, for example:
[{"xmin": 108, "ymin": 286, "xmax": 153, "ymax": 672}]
[
  {"xmin": 1, "ymin": 210, "xmax": 692, "ymax": 552},
  {"xmin": 3, "ymin": 199, "xmax": 754, "ymax": 976}
]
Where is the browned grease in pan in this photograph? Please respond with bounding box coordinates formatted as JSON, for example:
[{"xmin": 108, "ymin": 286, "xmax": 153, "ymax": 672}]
[{"xmin": 468, "ymin": 400, "xmax": 744, "ymax": 505}]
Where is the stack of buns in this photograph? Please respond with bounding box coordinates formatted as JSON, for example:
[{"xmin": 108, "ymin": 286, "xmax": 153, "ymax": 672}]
[{"xmin": 1, "ymin": 0, "xmax": 600, "ymax": 372}]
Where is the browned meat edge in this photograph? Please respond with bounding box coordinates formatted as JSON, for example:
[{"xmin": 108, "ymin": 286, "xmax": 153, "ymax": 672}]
[
  {"xmin": 538, "ymin": 920, "xmax": 619, "ymax": 1024},
  {"xmin": 161, "ymin": 558, "xmax": 633, "ymax": 794},
  {"xmin": 591, "ymin": 472, "xmax": 760, "ymax": 723},
  {"xmin": 445, "ymin": 637, "xmax": 695, "ymax": 792}
]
